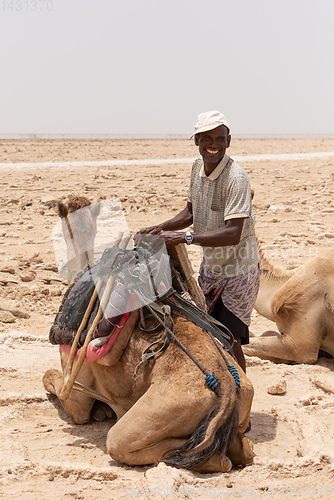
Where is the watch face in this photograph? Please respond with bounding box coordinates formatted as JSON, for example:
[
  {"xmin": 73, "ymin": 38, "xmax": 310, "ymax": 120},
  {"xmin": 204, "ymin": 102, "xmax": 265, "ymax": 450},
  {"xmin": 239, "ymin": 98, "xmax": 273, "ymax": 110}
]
[{"xmin": 185, "ymin": 232, "xmax": 193, "ymax": 244}]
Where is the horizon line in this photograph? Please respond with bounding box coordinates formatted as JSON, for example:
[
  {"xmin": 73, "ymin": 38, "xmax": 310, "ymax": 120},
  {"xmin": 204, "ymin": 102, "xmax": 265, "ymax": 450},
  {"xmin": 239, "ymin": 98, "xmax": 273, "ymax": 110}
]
[
  {"xmin": 0, "ymin": 133, "xmax": 334, "ymax": 140},
  {"xmin": 2, "ymin": 151, "xmax": 334, "ymax": 171}
]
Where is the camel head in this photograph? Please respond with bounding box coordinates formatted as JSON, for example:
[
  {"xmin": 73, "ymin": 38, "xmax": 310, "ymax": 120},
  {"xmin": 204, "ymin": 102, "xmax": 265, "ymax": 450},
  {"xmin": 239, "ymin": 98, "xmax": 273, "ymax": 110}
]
[{"xmin": 58, "ymin": 196, "xmax": 101, "ymax": 282}]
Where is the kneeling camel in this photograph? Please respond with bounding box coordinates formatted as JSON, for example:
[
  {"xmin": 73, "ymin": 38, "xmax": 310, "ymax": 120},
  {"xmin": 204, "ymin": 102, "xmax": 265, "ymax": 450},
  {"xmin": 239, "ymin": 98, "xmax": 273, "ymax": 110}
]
[
  {"xmin": 43, "ymin": 313, "xmax": 254, "ymax": 473},
  {"xmin": 244, "ymin": 246, "xmax": 334, "ymax": 364},
  {"xmin": 46, "ymin": 195, "xmax": 253, "ymax": 472}
]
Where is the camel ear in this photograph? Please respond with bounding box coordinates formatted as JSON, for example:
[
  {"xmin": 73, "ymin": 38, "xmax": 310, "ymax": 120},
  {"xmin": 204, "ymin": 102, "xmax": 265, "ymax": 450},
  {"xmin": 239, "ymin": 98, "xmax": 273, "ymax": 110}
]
[{"xmin": 58, "ymin": 202, "xmax": 68, "ymax": 219}]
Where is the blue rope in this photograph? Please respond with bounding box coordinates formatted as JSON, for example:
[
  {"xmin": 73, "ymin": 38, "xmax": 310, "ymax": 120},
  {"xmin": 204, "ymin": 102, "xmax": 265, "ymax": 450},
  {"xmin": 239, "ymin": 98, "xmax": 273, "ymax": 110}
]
[
  {"xmin": 228, "ymin": 364, "xmax": 240, "ymax": 388},
  {"xmin": 145, "ymin": 303, "xmax": 240, "ymax": 395},
  {"xmin": 146, "ymin": 304, "xmax": 220, "ymax": 395},
  {"xmin": 205, "ymin": 372, "xmax": 219, "ymax": 393}
]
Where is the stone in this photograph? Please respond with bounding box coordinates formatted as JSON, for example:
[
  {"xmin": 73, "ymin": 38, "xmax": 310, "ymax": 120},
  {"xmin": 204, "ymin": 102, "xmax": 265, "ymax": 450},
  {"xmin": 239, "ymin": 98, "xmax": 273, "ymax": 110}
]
[
  {"xmin": 0, "ymin": 273, "xmax": 19, "ymax": 285},
  {"xmin": 267, "ymin": 378, "xmax": 287, "ymax": 395},
  {"xmin": 19, "ymin": 271, "xmax": 36, "ymax": 282},
  {"xmin": 0, "ymin": 310, "xmax": 16, "ymax": 323},
  {"xmin": 0, "ymin": 307, "xmax": 30, "ymax": 319},
  {"xmin": 0, "ymin": 266, "xmax": 15, "ymax": 275}
]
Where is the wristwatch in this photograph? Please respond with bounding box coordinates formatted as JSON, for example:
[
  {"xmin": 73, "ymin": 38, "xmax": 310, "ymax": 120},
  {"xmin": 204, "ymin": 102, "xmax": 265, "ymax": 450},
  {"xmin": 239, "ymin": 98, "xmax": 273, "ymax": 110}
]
[{"xmin": 185, "ymin": 231, "xmax": 193, "ymax": 245}]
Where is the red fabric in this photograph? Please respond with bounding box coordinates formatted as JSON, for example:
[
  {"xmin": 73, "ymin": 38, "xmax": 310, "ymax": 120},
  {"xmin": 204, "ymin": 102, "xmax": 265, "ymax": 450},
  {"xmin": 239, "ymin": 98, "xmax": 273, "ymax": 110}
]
[{"xmin": 60, "ymin": 311, "xmax": 130, "ymax": 363}]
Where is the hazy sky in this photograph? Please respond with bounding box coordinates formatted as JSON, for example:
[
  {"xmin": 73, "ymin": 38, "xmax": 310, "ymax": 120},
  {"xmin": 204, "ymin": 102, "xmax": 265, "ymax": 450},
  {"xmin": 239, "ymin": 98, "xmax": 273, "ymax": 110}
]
[{"xmin": 1, "ymin": 0, "xmax": 333, "ymax": 136}]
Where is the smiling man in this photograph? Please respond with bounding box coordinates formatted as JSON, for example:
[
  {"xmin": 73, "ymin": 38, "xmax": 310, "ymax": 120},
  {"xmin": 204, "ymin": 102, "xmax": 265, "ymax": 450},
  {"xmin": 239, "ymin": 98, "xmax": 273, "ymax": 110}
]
[{"xmin": 143, "ymin": 111, "xmax": 259, "ymax": 372}]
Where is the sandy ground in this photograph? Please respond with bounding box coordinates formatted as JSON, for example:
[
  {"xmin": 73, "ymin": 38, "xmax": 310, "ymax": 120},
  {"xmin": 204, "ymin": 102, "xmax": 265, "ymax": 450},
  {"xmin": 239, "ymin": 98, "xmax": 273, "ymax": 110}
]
[{"xmin": 0, "ymin": 138, "xmax": 334, "ymax": 499}]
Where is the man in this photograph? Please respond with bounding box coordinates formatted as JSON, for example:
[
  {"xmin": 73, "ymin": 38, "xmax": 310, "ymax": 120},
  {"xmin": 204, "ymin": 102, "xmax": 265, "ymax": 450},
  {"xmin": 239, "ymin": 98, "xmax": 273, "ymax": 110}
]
[{"xmin": 142, "ymin": 110, "xmax": 259, "ymax": 372}]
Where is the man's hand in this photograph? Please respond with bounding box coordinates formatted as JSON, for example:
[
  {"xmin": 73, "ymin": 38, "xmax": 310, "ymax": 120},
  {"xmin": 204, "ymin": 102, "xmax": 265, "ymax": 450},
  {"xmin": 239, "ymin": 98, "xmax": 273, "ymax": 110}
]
[
  {"xmin": 158, "ymin": 231, "xmax": 185, "ymax": 248},
  {"xmin": 134, "ymin": 225, "xmax": 162, "ymax": 247},
  {"xmin": 144, "ymin": 224, "xmax": 164, "ymax": 235},
  {"xmin": 134, "ymin": 203, "xmax": 194, "ymax": 247},
  {"xmin": 133, "ymin": 228, "xmax": 185, "ymax": 251}
]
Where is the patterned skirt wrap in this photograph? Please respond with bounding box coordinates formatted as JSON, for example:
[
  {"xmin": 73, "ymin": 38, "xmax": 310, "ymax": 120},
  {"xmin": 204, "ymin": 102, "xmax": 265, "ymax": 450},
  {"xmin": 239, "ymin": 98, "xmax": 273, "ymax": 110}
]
[{"xmin": 198, "ymin": 263, "xmax": 260, "ymax": 327}]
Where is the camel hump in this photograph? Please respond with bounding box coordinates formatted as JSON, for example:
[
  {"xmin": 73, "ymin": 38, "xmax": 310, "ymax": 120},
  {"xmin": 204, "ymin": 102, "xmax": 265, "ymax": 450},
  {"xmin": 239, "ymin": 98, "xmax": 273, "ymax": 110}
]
[
  {"xmin": 271, "ymin": 262, "xmax": 323, "ymax": 321},
  {"xmin": 272, "ymin": 295, "xmax": 305, "ymax": 320}
]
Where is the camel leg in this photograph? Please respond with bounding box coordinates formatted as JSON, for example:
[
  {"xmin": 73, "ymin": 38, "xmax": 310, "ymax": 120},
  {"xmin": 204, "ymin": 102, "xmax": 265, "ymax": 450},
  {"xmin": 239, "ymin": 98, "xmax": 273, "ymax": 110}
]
[
  {"xmin": 227, "ymin": 432, "xmax": 254, "ymax": 466},
  {"xmin": 90, "ymin": 401, "xmax": 116, "ymax": 421},
  {"xmin": 243, "ymin": 333, "xmax": 294, "ymax": 363},
  {"xmin": 244, "ymin": 318, "xmax": 321, "ymax": 364},
  {"xmin": 43, "ymin": 368, "xmax": 95, "ymax": 424},
  {"xmin": 106, "ymin": 384, "xmax": 232, "ymax": 473},
  {"xmin": 235, "ymin": 366, "xmax": 254, "ymax": 434},
  {"xmin": 223, "ymin": 366, "xmax": 254, "ymax": 467}
]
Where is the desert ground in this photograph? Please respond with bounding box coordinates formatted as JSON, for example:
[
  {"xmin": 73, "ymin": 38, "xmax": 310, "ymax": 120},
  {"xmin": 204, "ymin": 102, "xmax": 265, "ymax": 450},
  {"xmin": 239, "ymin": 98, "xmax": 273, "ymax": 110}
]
[{"xmin": 0, "ymin": 138, "xmax": 334, "ymax": 499}]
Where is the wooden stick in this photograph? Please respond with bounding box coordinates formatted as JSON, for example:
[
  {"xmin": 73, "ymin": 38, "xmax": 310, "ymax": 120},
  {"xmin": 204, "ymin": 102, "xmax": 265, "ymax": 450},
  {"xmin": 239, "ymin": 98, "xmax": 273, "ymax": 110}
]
[
  {"xmin": 62, "ymin": 231, "xmax": 124, "ymax": 384},
  {"xmin": 64, "ymin": 214, "xmax": 80, "ymax": 257},
  {"xmin": 84, "ymin": 250, "xmax": 91, "ymax": 269},
  {"xmin": 60, "ymin": 232, "xmax": 132, "ymax": 401},
  {"xmin": 169, "ymin": 243, "xmax": 206, "ymax": 310}
]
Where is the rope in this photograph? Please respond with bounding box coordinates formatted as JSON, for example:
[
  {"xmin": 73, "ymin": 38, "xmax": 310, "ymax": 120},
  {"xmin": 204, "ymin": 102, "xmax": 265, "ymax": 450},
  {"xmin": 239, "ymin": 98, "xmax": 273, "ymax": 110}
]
[
  {"xmin": 146, "ymin": 297, "xmax": 240, "ymax": 393},
  {"xmin": 228, "ymin": 364, "xmax": 241, "ymax": 389},
  {"xmin": 164, "ymin": 294, "xmax": 235, "ymax": 357},
  {"xmin": 134, "ymin": 305, "xmax": 173, "ymax": 377},
  {"xmin": 140, "ymin": 260, "xmax": 239, "ymax": 395},
  {"xmin": 145, "ymin": 303, "xmax": 219, "ymax": 395},
  {"xmin": 204, "ymin": 328, "xmax": 240, "ymax": 389}
]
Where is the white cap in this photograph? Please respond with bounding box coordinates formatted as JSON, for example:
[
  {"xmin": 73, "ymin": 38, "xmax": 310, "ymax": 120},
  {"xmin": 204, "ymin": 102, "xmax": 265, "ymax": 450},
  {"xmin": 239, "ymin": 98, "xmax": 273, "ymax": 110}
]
[{"xmin": 190, "ymin": 110, "xmax": 230, "ymax": 139}]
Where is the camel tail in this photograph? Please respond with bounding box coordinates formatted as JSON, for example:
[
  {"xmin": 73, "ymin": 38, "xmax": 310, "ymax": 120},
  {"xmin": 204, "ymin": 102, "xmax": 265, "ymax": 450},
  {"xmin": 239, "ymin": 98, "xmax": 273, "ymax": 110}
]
[{"xmin": 163, "ymin": 385, "xmax": 238, "ymax": 470}]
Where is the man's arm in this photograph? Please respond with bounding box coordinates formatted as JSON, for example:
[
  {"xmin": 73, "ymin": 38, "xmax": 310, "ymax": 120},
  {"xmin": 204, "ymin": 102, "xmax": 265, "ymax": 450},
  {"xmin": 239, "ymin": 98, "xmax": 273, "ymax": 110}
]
[
  {"xmin": 191, "ymin": 218, "xmax": 244, "ymax": 246},
  {"xmin": 158, "ymin": 218, "xmax": 244, "ymax": 248},
  {"xmin": 145, "ymin": 202, "xmax": 193, "ymax": 234}
]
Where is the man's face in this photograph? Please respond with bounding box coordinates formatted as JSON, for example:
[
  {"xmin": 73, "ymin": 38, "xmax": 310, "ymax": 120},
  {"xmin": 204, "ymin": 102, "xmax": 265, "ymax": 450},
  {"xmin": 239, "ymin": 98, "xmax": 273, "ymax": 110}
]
[{"xmin": 195, "ymin": 125, "xmax": 231, "ymax": 168}]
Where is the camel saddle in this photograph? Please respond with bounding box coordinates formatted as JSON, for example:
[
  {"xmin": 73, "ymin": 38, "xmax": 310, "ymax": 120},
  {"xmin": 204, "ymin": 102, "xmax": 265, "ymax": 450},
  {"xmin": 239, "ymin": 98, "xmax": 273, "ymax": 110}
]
[
  {"xmin": 49, "ymin": 243, "xmax": 173, "ymax": 347},
  {"xmin": 49, "ymin": 242, "xmax": 235, "ymax": 360}
]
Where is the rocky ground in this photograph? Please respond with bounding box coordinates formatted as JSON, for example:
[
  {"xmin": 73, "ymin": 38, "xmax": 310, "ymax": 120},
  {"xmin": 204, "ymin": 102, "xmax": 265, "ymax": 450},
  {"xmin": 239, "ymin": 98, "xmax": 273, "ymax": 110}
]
[{"xmin": 0, "ymin": 138, "xmax": 334, "ymax": 499}]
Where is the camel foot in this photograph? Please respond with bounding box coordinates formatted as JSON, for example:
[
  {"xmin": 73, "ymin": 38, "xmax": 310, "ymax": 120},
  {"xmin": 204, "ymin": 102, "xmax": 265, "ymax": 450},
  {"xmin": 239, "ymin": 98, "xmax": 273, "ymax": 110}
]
[
  {"xmin": 239, "ymin": 435, "xmax": 254, "ymax": 465},
  {"xmin": 43, "ymin": 368, "xmax": 93, "ymax": 425},
  {"xmin": 43, "ymin": 368, "xmax": 63, "ymax": 396},
  {"xmin": 193, "ymin": 454, "xmax": 232, "ymax": 473},
  {"xmin": 221, "ymin": 455, "xmax": 233, "ymax": 472},
  {"xmin": 91, "ymin": 401, "xmax": 117, "ymax": 421},
  {"xmin": 227, "ymin": 431, "xmax": 254, "ymax": 467}
]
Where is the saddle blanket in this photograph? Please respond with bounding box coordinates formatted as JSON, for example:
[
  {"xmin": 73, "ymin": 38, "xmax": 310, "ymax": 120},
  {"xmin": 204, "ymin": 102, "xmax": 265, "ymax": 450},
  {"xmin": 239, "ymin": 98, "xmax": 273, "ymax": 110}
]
[{"xmin": 60, "ymin": 311, "xmax": 130, "ymax": 364}]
